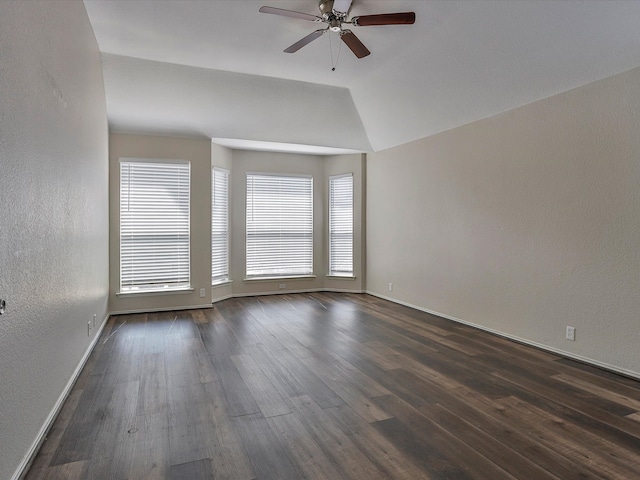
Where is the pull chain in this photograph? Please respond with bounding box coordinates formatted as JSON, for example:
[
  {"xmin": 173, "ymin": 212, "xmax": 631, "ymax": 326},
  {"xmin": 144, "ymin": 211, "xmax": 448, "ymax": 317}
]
[{"xmin": 329, "ymin": 31, "xmax": 342, "ymax": 71}]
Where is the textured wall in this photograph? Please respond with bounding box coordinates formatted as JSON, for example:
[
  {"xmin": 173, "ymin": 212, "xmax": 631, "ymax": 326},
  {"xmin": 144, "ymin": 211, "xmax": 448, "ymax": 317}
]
[
  {"xmin": 367, "ymin": 67, "xmax": 640, "ymax": 376},
  {"xmin": 0, "ymin": 1, "xmax": 109, "ymax": 478}
]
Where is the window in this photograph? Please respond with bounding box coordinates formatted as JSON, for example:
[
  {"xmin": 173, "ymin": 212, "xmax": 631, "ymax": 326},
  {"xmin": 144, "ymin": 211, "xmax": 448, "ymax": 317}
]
[
  {"xmin": 120, "ymin": 159, "xmax": 190, "ymax": 292},
  {"xmin": 246, "ymin": 173, "xmax": 313, "ymax": 278},
  {"xmin": 212, "ymin": 167, "xmax": 229, "ymax": 284},
  {"xmin": 329, "ymin": 173, "xmax": 353, "ymax": 276}
]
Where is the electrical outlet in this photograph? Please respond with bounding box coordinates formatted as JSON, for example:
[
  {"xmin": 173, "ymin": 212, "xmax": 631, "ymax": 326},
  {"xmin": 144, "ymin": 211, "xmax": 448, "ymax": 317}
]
[
  {"xmin": 87, "ymin": 321, "xmax": 92, "ymax": 337},
  {"xmin": 279, "ymin": 283, "xmax": 286, "ymax": 289},
  {"xmin": 388, "ymin": 283, "xmax": 393, "ymax": 292},
  {"xmin": 199, "ymin": 288, "xmax": 206, "ymax": 298},
  {"xmin": 566, "ymin": 326, "xmax": 575, "ymax": 341}
]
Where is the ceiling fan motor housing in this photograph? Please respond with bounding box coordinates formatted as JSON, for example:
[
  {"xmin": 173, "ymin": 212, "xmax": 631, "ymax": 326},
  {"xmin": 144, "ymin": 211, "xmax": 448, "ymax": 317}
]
[
  {"xmin": 319, "ymin": 0, "xmax": 335, "ymax": 17},
  {"xmin": 319, "ymin": 0, "xmax": 348, "ymax": 20}
]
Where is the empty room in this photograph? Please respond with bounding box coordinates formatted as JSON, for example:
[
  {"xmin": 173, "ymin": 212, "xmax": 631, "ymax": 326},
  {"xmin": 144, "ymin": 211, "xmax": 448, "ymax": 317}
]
[{"xmin": 1, "ymin": 1, "xmax": 639, "ymax": 479}]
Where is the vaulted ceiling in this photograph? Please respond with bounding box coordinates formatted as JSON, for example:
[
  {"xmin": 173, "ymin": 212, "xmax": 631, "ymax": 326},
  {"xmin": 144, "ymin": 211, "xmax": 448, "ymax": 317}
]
[{"xmin": 84, "ymin": 0, "xmax": 640, "ymax": 154}]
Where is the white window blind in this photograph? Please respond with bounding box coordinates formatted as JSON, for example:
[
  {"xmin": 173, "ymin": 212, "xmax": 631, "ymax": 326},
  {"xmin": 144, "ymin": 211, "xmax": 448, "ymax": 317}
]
[
  {"xmin": 212, "ymin": 167, "xmax": 229, "ymax": 284},
  {"xmin": 329, "ymin": 173, "xmax": 353, "ymax": 276},
  {"xmin": 246, "ymin": 174, "xmax": 313, "ymax": 278},
  {"xmin": 120, "ymin": 160, "xmax": 190, "ymax": 292}
]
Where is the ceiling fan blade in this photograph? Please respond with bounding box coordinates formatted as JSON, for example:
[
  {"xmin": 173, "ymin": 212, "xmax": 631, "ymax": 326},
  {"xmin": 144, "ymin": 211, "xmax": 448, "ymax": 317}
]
[
  {"xmin": 332, "ymin": 0, "xmax": 353, "ymax": 14},
  {"xmin": 352, "ymin": 12, "xmax": 416, "ymax": 26},
  {"xmin": 284, "ymin": 29, "xmax": 327, "ymax": 53},
  {"xmin": 259, "ymin": 6, "xmax": 321, "ymax": 22},
  {"xmin": 340, "ymin": 30, "xmax": 370, "ymax": 58}
]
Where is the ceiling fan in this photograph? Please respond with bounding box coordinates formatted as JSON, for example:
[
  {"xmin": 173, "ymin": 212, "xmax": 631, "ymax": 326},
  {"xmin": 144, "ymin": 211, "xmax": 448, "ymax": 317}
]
[{"xmin": 259, "ymin": 0, "xmax": 416, "ymax": 59}]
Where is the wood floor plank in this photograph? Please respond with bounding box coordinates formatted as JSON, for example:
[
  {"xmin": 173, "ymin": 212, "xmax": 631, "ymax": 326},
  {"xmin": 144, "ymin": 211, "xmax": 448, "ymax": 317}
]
[
  {"xmin": 126, "ymin": 412, "xmax": 171, "ymax": 480},
  {"xmin": 300, "ymin": 354, "xmax": 392, "ymax": 423},
  {"xmin": 289, "ymin": 395, "xmax": 388, "ymax": 480},
  {"xmin": 326, "ymin": 403, "xmax": 433, "ymax": 480},
  {"xmin": 169, "ymin": 458, "xmax": 213, "ymax": 480},
  {"xmin": 198, "ymin": 321, "xmax": 244, "ymax": 357},
  {"xmin": 372, "ymin": 394, "xmax": 517, "ymax": 480},
  {"xmin": 230, "ymin": 353, "xmax": 292, "ymax": 418},
  {"xmin": 627, "ymin": 412, "xmax": 640, "ymax": 423},
  {"xmin": 42, "ymin": 460, "xmax": 88, "ymax": 480},
  {"xmin": 49, "ymin": 374, "xmax": 115, "ymax": 465},
  {"xmin": 496, "ymin": 395, "xmax": 640, "ymax": 477},
  {"xmin": 553, "ymin": 372, "xmax": 640, "ymax": 411},
  {"xmin": 262, "ymin": 344, "xmax": 347, "ymax": 409},
  {"xmin": 137, "ymin": 352, "xmax": 168, "ymax": 415},
  {"xmin": 420, "ymin": 402, "xmax": 561, "ymax": 479},
  {"xmin": 82, "ymin": 380, "xmax": 140, "ymax": 479},
  {"xmin": 166, "ymin": 376, "xmax": 215, "ymax": 466},
  {"xmin": 409, "ymin": 380, "xmax": 611, "ymax": 479},
  {"xmin": 209, "ymin": 355, "xmax": 261, "ymax": 418},
  {"xmin": 492, "ymin": 369, "xmax": 640, "ymax": 438},
  {"xmin": 266, "ymin": 412, "xmax": 346, "ymax": 480},
  {"xmin": 24, "ymin": 390, "xmax": 84, "ymax": 480},
  {"xmin": 232, "ymin": 412, "xmax": 304, "ymax": 479},
  {"xmin": 199, "ymin": 381, "xmax": 256, "ymax": 480},
  {"xmin": 263, "ymin": 322, "xmax": 315, "ymax": 359}
]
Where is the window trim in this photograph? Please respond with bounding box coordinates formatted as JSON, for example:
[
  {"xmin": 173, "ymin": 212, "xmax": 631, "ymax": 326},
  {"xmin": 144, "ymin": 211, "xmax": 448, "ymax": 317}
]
[
  {"xmin": 245, "ymin": 172, "xmax": 314, "ymax": 279},
  {"xmin": 328, "ymin": 172, "xmax": 354, "ymax": 277},
  {"xmin": 118, "ymin": 158, "xmax": 191, "ymax": 294},
  {"xmin": 212, "ymin": 166, "xmax": 230, "ymax": 285}
]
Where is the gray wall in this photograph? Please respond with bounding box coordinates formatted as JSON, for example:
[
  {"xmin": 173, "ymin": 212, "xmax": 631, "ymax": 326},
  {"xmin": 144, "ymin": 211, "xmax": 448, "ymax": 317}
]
[
  {"xmin": 367, "ymin": 67, "xmax": 640, "ymax": 377},
  {"xmin": 0, "ymin": 1, "xmax": 109, "ymax": 478}
]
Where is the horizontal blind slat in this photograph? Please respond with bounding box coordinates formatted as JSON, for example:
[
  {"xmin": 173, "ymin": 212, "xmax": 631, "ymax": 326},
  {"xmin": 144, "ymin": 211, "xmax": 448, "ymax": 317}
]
[
  {"xmin": 329, "ymin": 174, "xmax": 353, "ymax": 276},
  {"xmin": 246, "ymin": 174, "xmax": 313, "ymax": 277},
  {"xmin": 212, "ymin": 168, "xmax": 229, "ymax": 283},
  {"xmin": 120, "ymin": 160, "xmax": 191, "ymax": 291}
]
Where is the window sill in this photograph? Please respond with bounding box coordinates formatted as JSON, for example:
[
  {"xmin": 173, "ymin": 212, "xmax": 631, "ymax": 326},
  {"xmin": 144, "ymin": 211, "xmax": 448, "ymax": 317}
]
[
  {"xmin": 116, "ymin": 287, "xmax": 194, "ymax": 298},
  {"xmin": 244, "ymin": 275, "xmax": 316, "ymax": 283},
  {"xmin": 212, "ymin": 280, "xmax": 233, "ymax": 288},
  {"xmin": 326, "ymin": 275, "xmax": 357, "ymax": 280}
]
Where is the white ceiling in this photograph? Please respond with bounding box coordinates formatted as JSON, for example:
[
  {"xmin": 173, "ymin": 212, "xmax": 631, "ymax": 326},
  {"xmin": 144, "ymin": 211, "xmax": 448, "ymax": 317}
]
[{"xmin": 84, "ymin": 0, "xmax": 640, "ymax": 153}]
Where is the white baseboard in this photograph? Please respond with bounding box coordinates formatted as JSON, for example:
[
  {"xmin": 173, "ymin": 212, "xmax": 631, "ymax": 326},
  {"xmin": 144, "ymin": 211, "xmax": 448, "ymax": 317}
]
[
  {"xmin": 231, "ymin": 288, "xmax": 324, "ymax": 298},
  {"xmin": 13, "ymin": 313, "xmax": 110, "ymax": 480},
  {"xmin": 365, "ymin": 290, "xmax": 640, "ymax": 381},
  {"xmin": 212, "ymin": 294, "xmax": 234, "ymax": 304},
  {"xmin": 223, "ymin": 288, "xmax": 366, "ymax": 301},
  {"xmin": 109, "ymin": 303, "xmax": 213, "ymax": 316}
]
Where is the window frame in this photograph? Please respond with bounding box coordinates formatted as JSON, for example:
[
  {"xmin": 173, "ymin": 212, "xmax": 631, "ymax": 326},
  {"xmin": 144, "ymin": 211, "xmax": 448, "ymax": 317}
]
[
  {"xmin": 328, "ymin": 173, "xmax": 354, "ymax": 277},
  {"xmin": 212, "ymin": 166, "xmax": 230, "ymax": 285},
  {"xmin": 118, "ymin": 158, "xmax": 191, "ymax": 294},
  {"xmin": 245, "ymin": 172, "xmax": 314, "ymax": 279}
]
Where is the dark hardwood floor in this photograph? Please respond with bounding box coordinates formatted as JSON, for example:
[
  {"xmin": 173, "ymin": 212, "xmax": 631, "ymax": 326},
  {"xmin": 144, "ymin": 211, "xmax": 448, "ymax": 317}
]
[{"xmin": 26, "ymin": 293, "xmax": 640, "ymax": 479}]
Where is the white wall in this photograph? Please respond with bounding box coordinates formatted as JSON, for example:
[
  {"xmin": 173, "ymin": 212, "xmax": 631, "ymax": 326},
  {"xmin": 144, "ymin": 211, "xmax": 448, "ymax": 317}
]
[
  {"xmin": 367, "ymin": 67, "xmax": 640, "ymax": 377},
  {"xmin": 109, "ymin": 133, "xmax": 213, "ymax": 313},
  {"xmin": 0, "ymin": 1, "xmax": 109, "ymax": 478}
]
